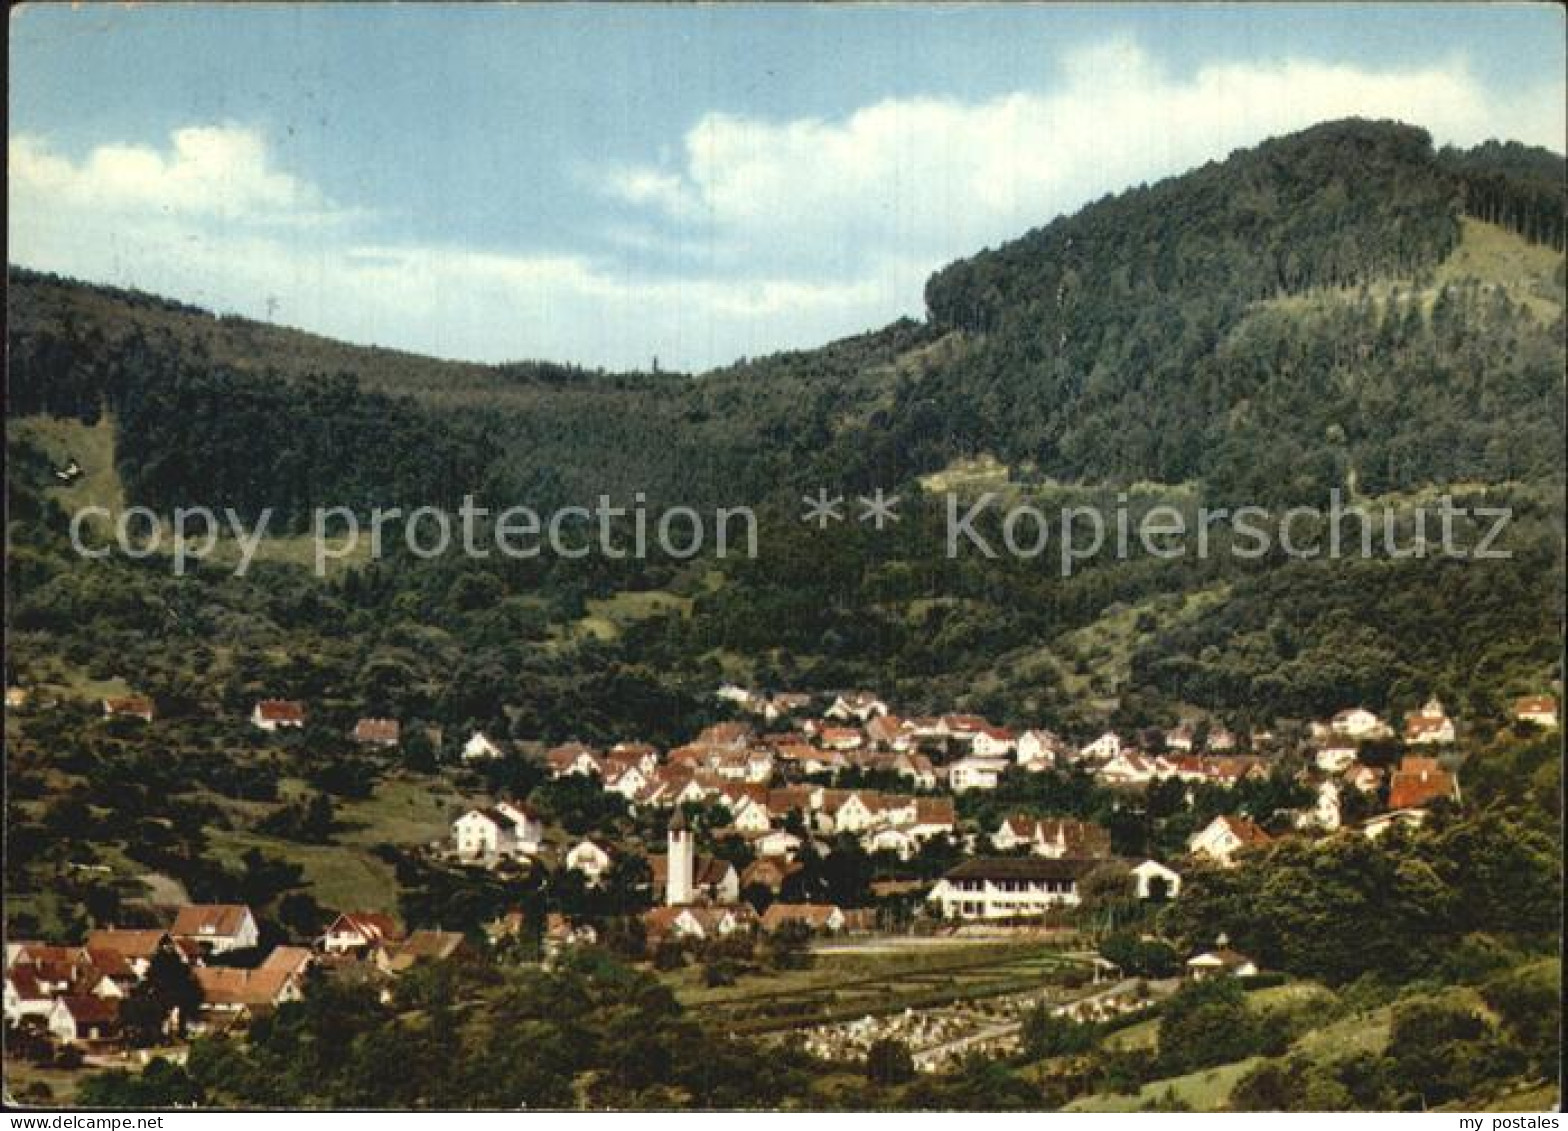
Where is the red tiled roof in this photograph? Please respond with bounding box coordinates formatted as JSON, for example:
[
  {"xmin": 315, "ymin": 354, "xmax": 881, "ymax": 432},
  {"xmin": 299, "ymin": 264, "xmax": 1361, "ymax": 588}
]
[
  {"xmin": 171, "ymin": 904, "xmax": 254, "ymax": 941},
  {"xmin": 352, "ymin": 718, "xmax": 400, "ymax": 743},
  {"xmin": 1388, "ymin": 762, "xmax": 1459, "ymax": 811},
  {"xmin": 194, "ymin": 967, "xmax": 295, "ymax": 1007},
  {"xmin": 84, "ymin": 929, "xmax": 171, "ymax": 960},
  {"xmin": 254, "ymin": 699, "xmax": 305, "ymax": 723},
  {"xmin": 103, "ymin": 696, "xmax": 154, "ymax": 719},
  {"xmin": 761, "ymin": 903, "xmax": 841, "ymax": 930}
]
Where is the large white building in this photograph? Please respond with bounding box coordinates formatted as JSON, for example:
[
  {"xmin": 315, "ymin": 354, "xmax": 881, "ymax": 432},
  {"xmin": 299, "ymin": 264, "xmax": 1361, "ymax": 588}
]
[{"xmin": 928, "ymin": 857, "xmax": 1099, "ymax": 920}]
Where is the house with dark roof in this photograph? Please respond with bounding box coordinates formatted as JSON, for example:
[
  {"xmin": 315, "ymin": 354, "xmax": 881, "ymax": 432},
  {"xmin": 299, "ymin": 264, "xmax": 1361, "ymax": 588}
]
[{"xmin": 927, "ymin": 856, "xmax": 1102, "ymax": 919}]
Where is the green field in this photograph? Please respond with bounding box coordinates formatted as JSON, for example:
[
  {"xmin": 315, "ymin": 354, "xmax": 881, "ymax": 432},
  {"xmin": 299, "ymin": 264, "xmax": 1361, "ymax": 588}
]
[
  {"xmin": 205, "ymin": 773, "xmax": 480, "ymax": 914},
  {"xmin": 669, "ymin": 940, "xmax": 1087, "ymax": 1034},
  {"xmin": 8, "ymin": 414, "xmax": 371, "ymax": 575}
]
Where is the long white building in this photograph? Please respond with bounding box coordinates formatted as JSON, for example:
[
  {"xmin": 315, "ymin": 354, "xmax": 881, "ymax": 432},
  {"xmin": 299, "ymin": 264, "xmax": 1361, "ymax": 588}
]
[{"xmin": 928, "ymin": 857, "xmax": 1100, "ymax": 920}]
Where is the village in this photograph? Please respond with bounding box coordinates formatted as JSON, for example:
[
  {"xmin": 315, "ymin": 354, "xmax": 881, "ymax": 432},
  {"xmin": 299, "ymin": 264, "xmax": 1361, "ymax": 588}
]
[{"xmin": 4, "ymin": 682, "xmax": 1558, "ymax": 1081}]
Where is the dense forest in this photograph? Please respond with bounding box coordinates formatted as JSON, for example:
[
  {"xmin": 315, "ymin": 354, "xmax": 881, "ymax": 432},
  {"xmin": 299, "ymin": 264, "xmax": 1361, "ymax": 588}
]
[{"xmin": 10, "ymin": 119, "xmax": 1565, "ymax": 513}]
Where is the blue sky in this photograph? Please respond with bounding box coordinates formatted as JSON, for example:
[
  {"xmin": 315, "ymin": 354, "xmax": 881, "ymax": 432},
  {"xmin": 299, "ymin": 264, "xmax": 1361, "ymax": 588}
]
[{"xmin": 10, "ymin": 3, "xmax": 1565, "ymax": 370}]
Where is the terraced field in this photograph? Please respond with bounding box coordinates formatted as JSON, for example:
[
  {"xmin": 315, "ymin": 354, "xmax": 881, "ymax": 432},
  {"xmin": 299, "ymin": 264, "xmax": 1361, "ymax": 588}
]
[{"xmin": 672, "ymin": 940, "xmax": 1089, "ymax": 1035}]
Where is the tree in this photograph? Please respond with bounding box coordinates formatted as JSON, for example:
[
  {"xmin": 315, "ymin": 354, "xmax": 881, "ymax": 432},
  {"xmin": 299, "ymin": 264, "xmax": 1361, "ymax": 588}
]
[
  {"xmin": 764, "ymin": 920, "xmax": 814, "ymax": 971},
  {"xmin": 865, "ymin": 1038, "xmax": 916, "ymax": 1087}
]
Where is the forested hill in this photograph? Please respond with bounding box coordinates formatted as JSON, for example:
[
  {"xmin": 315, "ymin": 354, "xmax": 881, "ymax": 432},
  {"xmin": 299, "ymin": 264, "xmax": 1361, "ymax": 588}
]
[{"xmin": 8, "ymin": 119, "xmax": 1566, "ymax": 517}]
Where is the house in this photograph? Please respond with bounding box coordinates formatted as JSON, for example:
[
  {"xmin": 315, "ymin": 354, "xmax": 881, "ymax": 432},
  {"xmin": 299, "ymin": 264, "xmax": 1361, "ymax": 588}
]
[
  {"xmin": 170, "ymin": 904, "xmax": 260, "ymax": 954},
  {"xmin": 1078, "ymin": 732, "xmax": 1122, "ymax": 762},
  {"xmin": 993, "ymin": 816, "xmax": 1112, "ymax": 858},
  {"xmin": 907, "ymin": 798, "xmax": 957, "ymax": 842},
  {"xmin": 928, "ymin": 857, "xmax": 1100, "ymax": 920},
  {"xmin": 251, "ymin": 699, "xmax": 305, "ymax": 731},
  {"xmin": 741, "ymin": 857, "xmax": 803, "ymax": 894},
  {"xmin": 1387, "ymin": 756, "xmax": 1460, "ymax": 811},
  {"xmin": 4, "ymin": 969, "xmax": 55, "ymax": 1024},
  {"xmin": 565, "ymin": 838, "xmax": 617, "ymax": 883},
  {"xmin": 1314, "ymin": 742, "xmax": 1360, "ymax": 773},
  {"xmin": 865, "ymin": 826, "xmax": 918, "ymax": 859},
  {"xmin": 728, "ymin": 794, "xmax": 772, "ymax": 833},
  {"xmin": 546, "ymin": 742, "xmax": 603, "ymax": 777},
  {"xmin": 1403, "ymin": 697, "xmax": 1455, "ymax": 746},
  {"xmin": 461, "ymin": 731, "xmax": 505, "ymax": 761},
  {"xmin": 1207, "ymin": 727, "xmax": 1238, "ymax": 752},
  {"xmin": 1343, "ymin": 763, "xmax": 1383, "ymax": 794},
  {"xmin": 1165, "ymin": 724, "xmax": 1196, "ymax": 753},
  {"xmin": 259, "ymin": 946, "xmax": 315, "ymax": 978},
  {"xmin": 607, "ymin": 742, "xmax": 661, "ymax": 776},
  {"xmin": 1130, "ymin": 859, "xmax": 1182, "ymax": 900},
  {"xmin": 1187, "ymin": 815, "xmax": 1272, "ymax": 867},
  {"xmin": 747, "ymin": 829, "xmax": 803, "ymax": 860},
  {"xmin": 603, "ymin": 763, "xmax": 649, "ymax": 801},
  {"xmin": 452, "ymin": 803, "xmax": 542, "ymax": 860},
  {"xmin": 193, "ymin": 967, "xmax": 303, "ymax": 1018},
  {"xmin": 819, "ymin": 790, "xmax": 884, "ymax": 833},
  {"xmin": 864, "ymin": 714, "xmax": 914, "ymax": 751},
  {"xmin": 1511, "ymin": 695, "xmax": 1559, "ymax": 729},
  {"xmin": 1186, "ymin": 948, "xmax": 1257, "ymax": 980},
  {"xmin": 948, "ymin": 756, "xmax": 1009, "ymax": 792},
  {"xmin": 1097, "ymin": 751, "xmax": 1163, "ymax": 787},
  {"xmin": 46, "ymin": 995, "xmax": 121, "ymax": 1047},
  {"xmin": 1016, "ymin": 729, "xmax": 1067, "ymax": 768},
  {"xmin": 761, "ymin": 903, "xmax": 846, "ymax": 934},
  {"xmin": 1328, "ymin": 707, "xmax": 1388, "ymax": 740},
  {"xmin": 877, "ymin": 751, "xmax": 938, "ymax": 789},
  {"xmin": 543, "ymin": 914, "xmax": 599, "ymax": 955},
  {"xmin": 5, "ymin": 687, "xmax": 29, "ymax": 710},
  {"xmin": 971, "ymin": 725, "xmax": 1017, "ymax": 758},
  {"xmin": 642, "ymin": 904, "xmax": 758, "ymax": 942},
  {"xmin": 1362, "ymin": 808, "xmax": 1432, "ymax": 840},
  {"xmin": 825, "ymin": 692, "xmax": 888, "ymax": 722},
  {"xmin": 319, "ymin": 911, "xmax": 403, "ymax": 955},
  {"xmin": 102, "ymin": 695, "xmax": 154, "ymax": 723},
  {"xmin": 695, "ymin": 722, "xmax": 755, "ymax": 750},
  {"xmin": 83, "ymin": 929, "xmax": 178, "ymax": 978},
  {"xmin": 374, "ymin": 930, "xmax": 470, "ymax": 974},
  {"xmin": 352, "ymin": 718, "xmax": 400, "ymax": 747},
  {"xmin": 818, "ymin": 726, "xmax": 865, "ymax": 752}
]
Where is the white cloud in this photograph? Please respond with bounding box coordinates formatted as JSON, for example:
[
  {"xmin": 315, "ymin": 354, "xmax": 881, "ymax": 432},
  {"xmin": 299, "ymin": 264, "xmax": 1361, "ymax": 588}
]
[
  {"xmin": 610, "ymin": 42, "xmax": 1566, "ymax": 280},
  {"xmin": 9, "ymin": 126, "xmax": 344, "ymax": 224},
  {"xmin": 8, "ymin": 44, "xmax": 1564, "ymax": 371}
]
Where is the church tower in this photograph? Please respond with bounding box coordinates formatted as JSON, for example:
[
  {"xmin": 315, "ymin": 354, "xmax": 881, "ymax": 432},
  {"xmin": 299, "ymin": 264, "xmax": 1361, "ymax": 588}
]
[{"xmin": 667, "ymin": 809, "xmax": 694, "ymax": 907}]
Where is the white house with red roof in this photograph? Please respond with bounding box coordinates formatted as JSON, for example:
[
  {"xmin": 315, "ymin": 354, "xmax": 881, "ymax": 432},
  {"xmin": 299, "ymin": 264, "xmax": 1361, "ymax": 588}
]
[
  {"xmin": 251, "ymin": 699, "xmax": 305, "ymax": 732},
  {"xmin": 1188, "ymin": 815, "xmax": 1272, "ymax": 867}
]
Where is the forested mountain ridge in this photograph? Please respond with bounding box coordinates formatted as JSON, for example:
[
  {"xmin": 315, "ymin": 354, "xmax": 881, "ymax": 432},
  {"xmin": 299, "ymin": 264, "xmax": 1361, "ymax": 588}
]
[{"xmin": 9, "ymin": 118, "xmax": 1565, "ymax": 517}]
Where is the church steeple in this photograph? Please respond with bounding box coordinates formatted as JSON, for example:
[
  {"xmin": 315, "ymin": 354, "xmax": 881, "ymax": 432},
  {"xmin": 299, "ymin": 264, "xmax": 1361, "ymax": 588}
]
[{"xmin": 667, "ymin": 810, "xmax": 694, "ymax": 906}]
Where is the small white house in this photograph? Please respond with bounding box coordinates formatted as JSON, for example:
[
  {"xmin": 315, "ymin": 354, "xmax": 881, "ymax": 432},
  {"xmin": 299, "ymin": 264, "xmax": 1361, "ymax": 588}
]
[
  {"xmin": 1078, "ymin": 732, "xmax": 1122, "ymax": 762},
  {"xmin": 1511, "ymin": 696, "xmax": 1558, "ymax": 730},
  {"xmin": 948, "ymin": 756, "xmax": 1009, "ymax": 792},
  {"xmin": 170, "ymin": 904, "xmax": 260, "ymax": 954},
  {"xmin": 1314, "ymin": 742, "xmax": 1359, "ymax": 773},
  {"xmin": 462, "ymin": 731, "xmax": 505, "ymax": 761},
  {"xmin": 1186, "ymin": 949, "xmax": 1257, "ymax": 980},
  {"xmin": 1016, "ymin": 729, "xmax": 1065, "ymax": 768},
  {"xmin": 1130, "ymin": 859, "xmax": 1182, "ymax": 900},
  {"xmin": 971, "ymin": 726, "xmax": 1016, "ymax": 758},
  {"xmin": 453, "ymin": 805, "xmax": 540, "ymax": 859},
  {"xmin": 1188, "ymin": 815, "xmax": 1271, "ymax": 867},
  {"xmin": 564, "ymin": 839, "xmax": 615, "ymax": 883},
  {"xmin": 1329, "ymin": 708, "xmax": 1388, "ymax": 740}
]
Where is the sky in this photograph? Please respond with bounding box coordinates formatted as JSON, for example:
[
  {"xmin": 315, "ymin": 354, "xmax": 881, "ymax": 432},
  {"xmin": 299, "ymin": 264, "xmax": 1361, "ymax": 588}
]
[{"xmin": 9, "ymin": 3, "xmax": 1566, "ymax": 371}]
